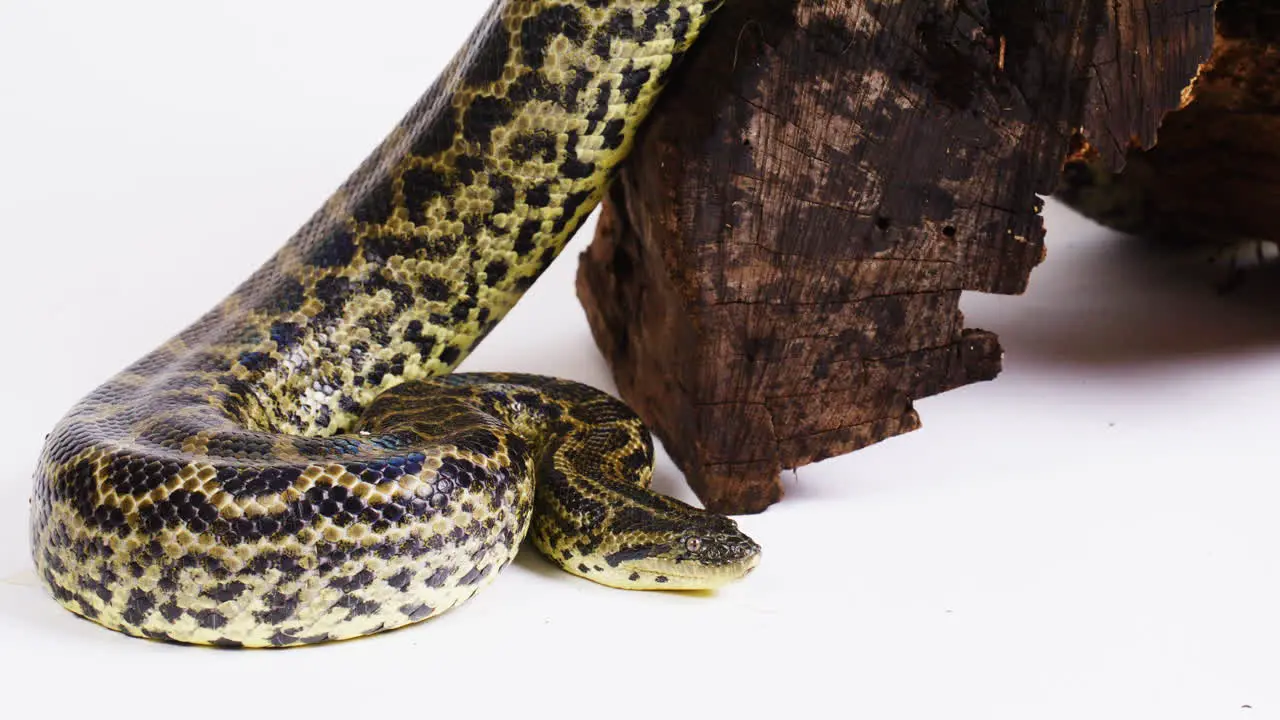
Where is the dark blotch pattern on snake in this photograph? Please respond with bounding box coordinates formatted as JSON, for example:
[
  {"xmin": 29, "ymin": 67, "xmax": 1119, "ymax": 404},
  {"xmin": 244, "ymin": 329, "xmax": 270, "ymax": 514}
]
[{"xmin": 29, "ymin": 0, "xmax": 759, "ymax": 648}]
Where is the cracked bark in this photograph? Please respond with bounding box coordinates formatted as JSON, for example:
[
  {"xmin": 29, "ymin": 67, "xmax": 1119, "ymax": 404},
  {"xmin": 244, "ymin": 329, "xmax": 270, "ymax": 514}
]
[{"xmin": 577, "ymin": 0, "xmax": 1217, "ymax": 514}]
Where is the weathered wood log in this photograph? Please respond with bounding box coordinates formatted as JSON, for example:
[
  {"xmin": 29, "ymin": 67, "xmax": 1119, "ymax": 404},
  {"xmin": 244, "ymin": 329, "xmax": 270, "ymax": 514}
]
[
  {"xmin": 577, "ymin": 0, "xmax": 1217, "ymax": 514},
  {"xmin": 1058, "ymin": 0, "xmax": 1280, "ymax": 254}
]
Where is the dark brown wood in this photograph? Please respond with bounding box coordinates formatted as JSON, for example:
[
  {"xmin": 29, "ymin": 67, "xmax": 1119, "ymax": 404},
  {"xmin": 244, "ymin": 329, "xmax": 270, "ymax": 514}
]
[
  {"xmin": 578, "ymin": 0, "xmax": 1217, "ymax": 514},
  {"xmin": 1059, "ymin": 0, "xmax": 1280, "ymax": 249}
]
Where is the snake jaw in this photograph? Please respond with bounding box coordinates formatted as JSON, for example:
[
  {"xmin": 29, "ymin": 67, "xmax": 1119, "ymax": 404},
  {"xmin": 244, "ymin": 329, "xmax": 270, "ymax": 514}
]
[{"xmin": 620, "ymin": 547, "xmax": 761, "ymax": 591}]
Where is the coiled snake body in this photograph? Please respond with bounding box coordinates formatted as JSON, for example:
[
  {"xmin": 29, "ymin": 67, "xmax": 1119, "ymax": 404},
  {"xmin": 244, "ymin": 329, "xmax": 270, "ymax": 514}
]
[{"xmin": 29, "ymin": 0, "xmax": 759, "ymax": 648}]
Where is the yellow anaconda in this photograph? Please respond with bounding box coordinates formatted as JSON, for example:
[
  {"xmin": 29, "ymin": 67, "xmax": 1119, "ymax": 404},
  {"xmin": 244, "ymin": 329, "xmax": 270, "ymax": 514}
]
[{"xmin": 29, "ymin": 0, "xmax": 759, "ymax": 648}]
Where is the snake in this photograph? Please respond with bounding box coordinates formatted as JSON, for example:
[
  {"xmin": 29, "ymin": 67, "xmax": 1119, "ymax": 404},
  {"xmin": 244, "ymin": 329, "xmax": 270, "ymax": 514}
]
[{"xmin": 29, "ymin": 0, "xmax": 761, "ymax": 648}]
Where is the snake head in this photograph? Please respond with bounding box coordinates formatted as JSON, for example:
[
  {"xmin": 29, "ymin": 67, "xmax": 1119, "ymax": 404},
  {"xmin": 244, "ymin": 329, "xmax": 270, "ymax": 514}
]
[{"xmin": 594, "ymin": 512, "xmax": 761, "ymax": 591}]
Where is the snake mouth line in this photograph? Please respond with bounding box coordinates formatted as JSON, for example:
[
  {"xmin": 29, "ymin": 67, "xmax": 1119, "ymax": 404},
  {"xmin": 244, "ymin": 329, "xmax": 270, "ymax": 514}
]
[{"xmin": 636, "ymin": 552, "xmax": 762, "ymax": 589}]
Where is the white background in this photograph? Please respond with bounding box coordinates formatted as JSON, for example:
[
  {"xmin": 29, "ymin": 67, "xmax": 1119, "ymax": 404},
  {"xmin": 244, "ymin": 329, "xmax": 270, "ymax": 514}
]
[{"xmin": 3, "ymin": 2, "xmax": 1280, "ymax": 718}]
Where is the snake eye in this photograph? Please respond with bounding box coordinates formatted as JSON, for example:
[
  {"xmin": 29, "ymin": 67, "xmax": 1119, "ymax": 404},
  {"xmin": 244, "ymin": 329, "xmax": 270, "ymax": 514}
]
[{"xmin": 685, "ymin": 537, "xmax": 702, "ymax": 553}]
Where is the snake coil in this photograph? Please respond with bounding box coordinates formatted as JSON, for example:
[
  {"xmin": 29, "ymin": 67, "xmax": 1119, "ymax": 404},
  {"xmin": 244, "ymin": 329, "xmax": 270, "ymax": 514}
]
[{"xmin": 30, "ymin": 0, "xmax": 759, "ymax": 648}]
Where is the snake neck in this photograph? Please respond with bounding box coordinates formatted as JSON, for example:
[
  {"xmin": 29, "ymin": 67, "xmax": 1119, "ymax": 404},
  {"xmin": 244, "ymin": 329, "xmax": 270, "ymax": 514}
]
[{"xmin": 123, "ymin": 0, "xmax": 721, "ymax": 439}]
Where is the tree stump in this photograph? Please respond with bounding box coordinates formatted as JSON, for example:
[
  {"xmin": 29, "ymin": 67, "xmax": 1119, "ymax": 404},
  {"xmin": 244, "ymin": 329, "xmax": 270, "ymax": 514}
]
[
  {"xmin": 577, "ymin": 0, "xmax": 1217, "ymax": 514},
  {"xmin": 1058, "ymin": 0, "xmax": 1280, "ymax": 253}
]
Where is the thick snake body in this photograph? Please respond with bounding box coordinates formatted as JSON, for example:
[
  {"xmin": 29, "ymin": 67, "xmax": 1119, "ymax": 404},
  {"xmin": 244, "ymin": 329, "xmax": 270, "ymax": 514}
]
[{"xmin": 29, "ymin": 0, "xmax": 759, "ymax": 648}]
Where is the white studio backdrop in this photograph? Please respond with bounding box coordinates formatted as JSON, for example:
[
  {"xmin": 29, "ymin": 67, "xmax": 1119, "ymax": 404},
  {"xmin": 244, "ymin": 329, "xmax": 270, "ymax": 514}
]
[{"xmin": 2, "ymin": 2, "xmax": 1280, "ymax": 719}]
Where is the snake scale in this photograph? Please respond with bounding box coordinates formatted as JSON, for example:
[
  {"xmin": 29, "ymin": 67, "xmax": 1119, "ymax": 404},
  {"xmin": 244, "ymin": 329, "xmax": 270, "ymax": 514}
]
[{"xmin": 30, "ymin": 0, "xmax": 761, "ymax": 648}]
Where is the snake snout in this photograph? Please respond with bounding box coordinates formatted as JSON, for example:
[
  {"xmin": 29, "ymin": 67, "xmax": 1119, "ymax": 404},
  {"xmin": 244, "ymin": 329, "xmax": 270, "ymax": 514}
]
[
  {"xmin": 730, "ymin": 538, "xmax": 762, "ymax": 575},
  {"xmin": 695, "ymin": 522, "xmax": 760, "ymax": 581}
]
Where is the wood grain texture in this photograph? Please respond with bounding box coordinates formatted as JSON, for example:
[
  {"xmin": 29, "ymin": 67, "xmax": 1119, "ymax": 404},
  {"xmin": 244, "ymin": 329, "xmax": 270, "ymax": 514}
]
[
  {"xmin": 578, "ymin": 0, "xmax": 1216, "ymax": 513},
  {"xmin": 1060, "ymin": 0, "xmax": 1278, "ymax": 249}
]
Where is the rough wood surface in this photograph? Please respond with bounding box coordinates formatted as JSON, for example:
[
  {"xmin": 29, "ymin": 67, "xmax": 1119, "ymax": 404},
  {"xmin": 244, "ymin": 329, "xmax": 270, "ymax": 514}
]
[
  {"xmin": 578, "ymin": 0, "xmax": 1217, "ymax": 514},
  {"xmin": 1059, "ymin": 0, "xmax": 1279, "ymax": 248}
]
